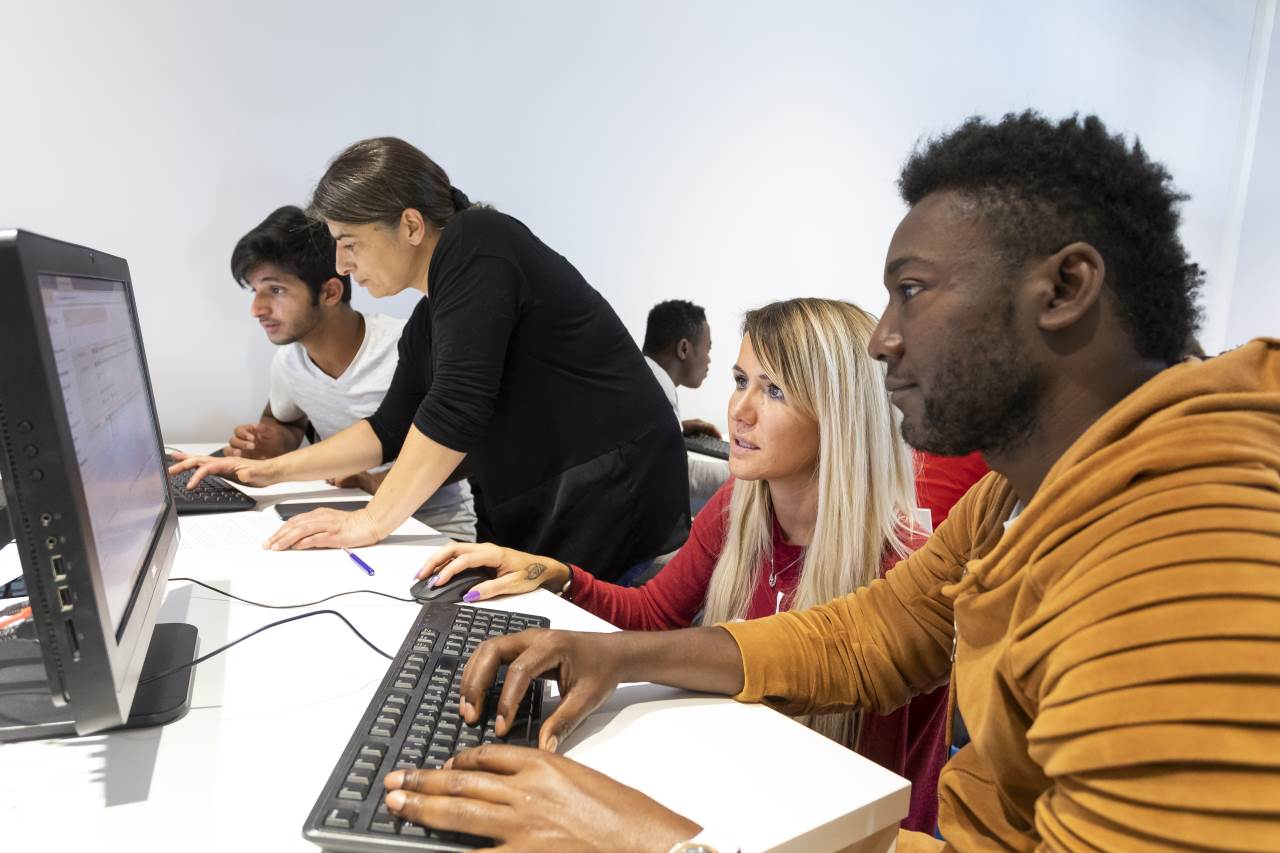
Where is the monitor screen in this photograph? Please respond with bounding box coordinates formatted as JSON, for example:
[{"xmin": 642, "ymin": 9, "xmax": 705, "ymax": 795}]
[{"xmin": 38, "ymin": 274, "xmax": 169, "ymax": 637}]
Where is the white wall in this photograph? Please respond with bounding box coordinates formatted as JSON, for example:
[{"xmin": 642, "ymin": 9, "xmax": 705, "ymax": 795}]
[
  {"xmin": 0, "ymin": 0, "xmax": 1267, "ymax": 439},
  {"xmin": 1226, "ymin": 3, "xmax": 1280, "ymax": 348}
]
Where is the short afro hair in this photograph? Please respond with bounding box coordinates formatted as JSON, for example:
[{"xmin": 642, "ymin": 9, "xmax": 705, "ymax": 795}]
[
  {"xmin": 898, "ymin": 111, "xmax": 1203, "ymax": 365},
  {"xmin": 643, "ymin": 299, "xmax": 707, "ymax": 355},
  {"xmin": 231, "ymin": 205, "xmax": 352, "ymax": 303}
]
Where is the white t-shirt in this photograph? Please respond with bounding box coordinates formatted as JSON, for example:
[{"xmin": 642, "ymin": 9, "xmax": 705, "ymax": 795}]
[
  {"xmin": 269, "ymin": 313, "xmax": 406, "ymax": 440},
  {"xmin": 645, "ymin": 355, "xmax": 680, "ymax": 415},
  {"xmin": 644, "ymin": 356, "xmax": 727, "ymax": 512},
  {"xmin": 268, "ymin": 313, "xmax": 474, "ymax": 538}
]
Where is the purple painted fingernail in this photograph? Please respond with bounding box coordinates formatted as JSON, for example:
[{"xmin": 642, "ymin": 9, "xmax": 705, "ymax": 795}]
[
  {"xmin": 463, "ymin": 590, "xmax": 481, "ymax": 602},
  {"xmin": 426, "ymin": 575, "xmax": 440, "ymax": 588}
]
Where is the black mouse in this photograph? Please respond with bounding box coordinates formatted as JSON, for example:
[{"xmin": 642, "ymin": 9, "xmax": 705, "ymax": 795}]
[{"xmin": 409, "ymin": 567, "xmax": 496, "ymax": 604}]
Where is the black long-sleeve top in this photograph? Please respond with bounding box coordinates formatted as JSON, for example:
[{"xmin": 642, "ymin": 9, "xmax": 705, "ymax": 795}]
[{"xmin": 367, "ymin": 209, "xmax": 688, "ymax": 578}]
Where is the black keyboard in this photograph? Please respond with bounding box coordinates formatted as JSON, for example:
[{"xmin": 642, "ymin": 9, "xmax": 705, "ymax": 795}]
[
  {"xmin": 685, "ymin": 434, "xmax": 730, "ymax": 460},
  {"xmin": 303, "ymin": 604, "xmax": 550, "ymax": 852},
  {"xmin": 164, "ymin": 455, "xmax": 256, "ymax": 514}
]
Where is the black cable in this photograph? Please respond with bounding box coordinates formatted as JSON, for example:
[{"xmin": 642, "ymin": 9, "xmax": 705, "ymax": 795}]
[
  {"xmin": 139, "ymin": 609, "xmax": 392, "ymax": 686},
  {"xmin": 170, "ymin": 576, "xmax": 415, "ymax": 607}
]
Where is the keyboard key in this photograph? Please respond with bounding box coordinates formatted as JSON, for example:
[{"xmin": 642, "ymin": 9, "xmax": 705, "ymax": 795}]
[
  {"xmin": 346, "ymin": 771, "xmax": 374, "ymax": 789},
  {"xmin": 399, "ymin": 823, "xmax": 427, "ymax": 838},
  {"xmin": 323, "ymin": 808, "xmax": 357, "ymax": 829},
  {"xmin": 337, "ymin": 784, "xmax": 368, "ymax": 801},
  {"xmin": 369, "ymin": 814, "xmax": 398, "ymax": 834}
]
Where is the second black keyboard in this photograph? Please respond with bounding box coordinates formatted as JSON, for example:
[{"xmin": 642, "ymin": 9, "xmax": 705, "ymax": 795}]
[
  {"xmin": 685, "ymin": 434, "xmax": 730, "ymax": 460},
  {"xmin": 165, "ymin": 454, "xmax": 256, "ymax": 514},
  {"xmin": 303, "ymin": 604, "xmax": 550, "ymax": 852}
]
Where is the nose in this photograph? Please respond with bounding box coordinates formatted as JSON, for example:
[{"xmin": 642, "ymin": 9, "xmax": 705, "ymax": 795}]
[
  {"xmin": 869, "ymin": 308, "xmax": 902, "ymax": 364},
  {"xmin": 728, "ymin": 386, "xmax": 757, "ymax": 429},
  {"xmin": 335, "ymin": 248, "xmax": 355, "ymax": 277},
  {"xmin": 250, "ymin": 291, "xmax": 270, "ymax": 318}
]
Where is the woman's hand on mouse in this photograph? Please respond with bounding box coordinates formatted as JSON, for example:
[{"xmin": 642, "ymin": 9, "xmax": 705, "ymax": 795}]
[{"xmin": 418, "ymin": 543, "xmax": 570, "ymax": 601}]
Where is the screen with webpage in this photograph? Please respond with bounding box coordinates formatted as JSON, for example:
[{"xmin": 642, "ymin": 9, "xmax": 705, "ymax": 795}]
[{"xmin": 39, "ymin": 274, "xmax": 168, "ymax": 636}]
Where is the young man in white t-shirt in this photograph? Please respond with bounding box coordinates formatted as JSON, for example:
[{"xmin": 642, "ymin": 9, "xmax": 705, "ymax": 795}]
[{"xmin": 223, "ymin": 205, "xmax": 475, "ymax": 540}]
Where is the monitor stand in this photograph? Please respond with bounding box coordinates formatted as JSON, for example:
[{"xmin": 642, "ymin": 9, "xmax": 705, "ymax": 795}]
[{"xmin": 0, "ymin": 622, "xmax": 198, "ymax": 741}]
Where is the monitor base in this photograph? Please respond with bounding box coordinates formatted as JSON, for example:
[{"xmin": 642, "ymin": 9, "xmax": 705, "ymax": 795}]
[
  {"xmin": 0, "ymin": 621, "xmax": 198, "ymax": 741},
  {"xmin": 122, "ymin": 622, "xmax": 199, "ymax": 728}
]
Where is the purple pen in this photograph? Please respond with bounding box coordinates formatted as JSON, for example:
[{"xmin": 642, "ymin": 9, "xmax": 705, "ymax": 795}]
[{"xmin": 343, "ymin": 547, "xmax": 376, "ymax": 577}]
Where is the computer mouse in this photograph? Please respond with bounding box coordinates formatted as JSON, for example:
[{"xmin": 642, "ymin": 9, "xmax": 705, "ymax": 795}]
[{"xmin": 409, "ymin": 567, "xmax": 496, "ymax": 604}]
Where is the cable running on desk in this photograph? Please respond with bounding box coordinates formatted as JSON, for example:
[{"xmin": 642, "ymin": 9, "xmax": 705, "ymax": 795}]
[
  {"xmin": 140, "ymin": 609, "xmax": 392, "ymax": 686},
  {"xmin": 170, "ymin": 576, "xmax": 415, "ymax": 607}
]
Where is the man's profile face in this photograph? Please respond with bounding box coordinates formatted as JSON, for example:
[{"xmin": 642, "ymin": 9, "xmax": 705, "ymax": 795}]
[
  {"xmin": 683, "ymin": 321, "xmax": 713, "ymax": 388},
  {"xmin": 871, "ymin": 191, "xmax": 1045, "ymax": 457},
  {"xmin": 246, "ymin": 262, "xmax": 322, "ymax": 346}
]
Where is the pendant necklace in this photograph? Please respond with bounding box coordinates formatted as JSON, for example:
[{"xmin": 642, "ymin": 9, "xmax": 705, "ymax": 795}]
[{"xmin": 768, "ymin": 550, "xmax": 803, "ymax": 589}]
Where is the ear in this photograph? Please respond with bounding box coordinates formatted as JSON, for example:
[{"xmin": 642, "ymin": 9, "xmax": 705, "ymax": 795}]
[
  {"xmin": 677, "ymin": 338, "xmax": 691, "ymax": 360},
  {"xmin": 1036, "ymin": 241, "xmax": 1106, "ymax": 333},
  {"xmin": 401, "ymin": 208, "xmax": 429, "ymax": 246},
  {"xmin": 318, "ymin": 277, "xmax": 345, "ymax": 307}
]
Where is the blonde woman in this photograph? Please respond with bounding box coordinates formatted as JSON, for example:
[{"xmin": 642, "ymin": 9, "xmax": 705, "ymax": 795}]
[{"xmin": 419, "ymin": 297, "xmax": 960, "ymax": 833}]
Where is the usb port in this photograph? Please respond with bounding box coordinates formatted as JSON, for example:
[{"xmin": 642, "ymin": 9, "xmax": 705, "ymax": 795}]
[
  {"xmin": 57, "ymin": 586, "xmax": 73, "ymax": 612},
  {"xmin": 50, "ymin": 554, "xmax": 66, "ymax": 581},
  {"xmin": 65, "ymin": 620, "xmax": 80, "ymax": 662}
]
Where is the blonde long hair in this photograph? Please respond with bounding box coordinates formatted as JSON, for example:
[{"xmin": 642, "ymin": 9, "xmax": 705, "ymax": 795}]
[{"xmin": 701, "ymin": 298, "xmax": 917, "ymax": 746}]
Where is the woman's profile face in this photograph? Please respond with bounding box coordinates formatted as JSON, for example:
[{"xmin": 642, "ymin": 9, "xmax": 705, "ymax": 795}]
[
  {"xmin": 726, "ymin": 334, "xmax": 819, "ymax": 485},
  {"xmin": 328, "ymin": 218, "xmax": 418, "ymax": 298}
]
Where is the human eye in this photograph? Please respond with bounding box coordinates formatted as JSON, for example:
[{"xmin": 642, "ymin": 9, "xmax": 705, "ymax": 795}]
[
  {"xmin": 732, "ymin": 372, "xmax": 747, "ymax": 389},
  {"xmin": 766, "ymin": 383, "xmax": 785, "ymax": 401},
  {"xmin": 899, "ymin": 282, "xmax": 924, "ymax": 301},
  {"xmin": 271, "ymin": 287, "xmax": 285, "ymax": 296}
]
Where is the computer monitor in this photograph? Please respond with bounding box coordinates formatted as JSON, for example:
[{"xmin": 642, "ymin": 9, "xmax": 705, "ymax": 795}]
[{"xmin": 0, "ymin": 229, "xmax": 196, "ymax": 741}]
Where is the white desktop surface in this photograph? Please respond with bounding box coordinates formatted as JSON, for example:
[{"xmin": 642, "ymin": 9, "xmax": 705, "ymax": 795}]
[{"xmin": 0, "ymin": 464, "xmax": 908, "ymax": 852}]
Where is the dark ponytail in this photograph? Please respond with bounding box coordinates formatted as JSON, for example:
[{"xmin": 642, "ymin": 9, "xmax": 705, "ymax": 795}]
[{"xmin": 309, "ymin": 137, "xmax": 475, "ymax": 228}]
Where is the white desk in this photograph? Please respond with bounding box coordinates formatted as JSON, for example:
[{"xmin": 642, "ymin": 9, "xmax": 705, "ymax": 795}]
[{"xmin": 0, "ymin": 471, "xmax": 907, "ymax": 852}]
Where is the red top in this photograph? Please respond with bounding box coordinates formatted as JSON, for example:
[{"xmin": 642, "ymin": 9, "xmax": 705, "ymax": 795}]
[{"xmin": 913, "ymin": 451, "xmax": 989, "ymax": 530}]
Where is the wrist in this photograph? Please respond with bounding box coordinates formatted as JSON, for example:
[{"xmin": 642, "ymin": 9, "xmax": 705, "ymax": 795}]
[
  {"xmin": 258, "ymin": 457, "xmax": 285, "ymax": 484},
  {"xmin": 363, "ymin": 506, "xmax": 385, "ymax": 541},
  {"xmin": 548, "ymin": 561, "xmax": 572, "ymax": 594}
]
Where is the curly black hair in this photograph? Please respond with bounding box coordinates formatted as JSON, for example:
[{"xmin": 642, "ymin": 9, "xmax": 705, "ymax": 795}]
[
  {"xmin": 643, "ymin": 299, "xmax": 707, "ymax": 355},
  {"xmin": 898, "ymin": 111, "xmax": 1203, "ymax": 364}
]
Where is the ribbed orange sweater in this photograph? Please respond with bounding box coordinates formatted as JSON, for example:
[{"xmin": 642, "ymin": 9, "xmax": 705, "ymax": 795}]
[{"xmin": 721, "ymin": 339, "xmax": 1280, "ymax": 851}]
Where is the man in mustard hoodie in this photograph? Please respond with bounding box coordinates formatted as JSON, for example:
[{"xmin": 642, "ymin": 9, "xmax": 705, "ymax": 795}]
[{"xmin": 373, "ymin": 113, "xmax": 1280, "ymax": 851}]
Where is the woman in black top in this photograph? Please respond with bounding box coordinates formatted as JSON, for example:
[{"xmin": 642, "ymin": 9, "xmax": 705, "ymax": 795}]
[{"xmin": 173, "ymin": 138, "xmax": 688, "ymax": 580}]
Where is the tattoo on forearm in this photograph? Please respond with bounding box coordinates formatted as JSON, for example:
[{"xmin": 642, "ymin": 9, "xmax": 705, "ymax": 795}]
[{"xmin": 525, "ymin": 562, "xmax": 547, "ymax": 581}]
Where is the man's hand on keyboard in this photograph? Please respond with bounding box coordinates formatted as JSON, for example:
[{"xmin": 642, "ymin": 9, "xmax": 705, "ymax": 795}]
[
  {"xmin": 382, "ymin": 744, "xmax": 700, "ymax": 852},
  {"xmin": 681, "ymin": 418, "xmax": 722, "ymax": 439},
  {"xmin": 167, "ymin": 452, "xmax": 277, "ymax": 490},
  {"xmin": 459, "ymin": 629, "xmax": 624, "ymax": 752},
  {"xmin": 462, "ymin": 627, "xmax": 748, "ymax": 752}
]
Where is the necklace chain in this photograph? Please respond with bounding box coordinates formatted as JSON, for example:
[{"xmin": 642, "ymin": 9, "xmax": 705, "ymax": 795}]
[{"xmin": 768, "ymin": 550, "xmax": 803, "ymax": 589}]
